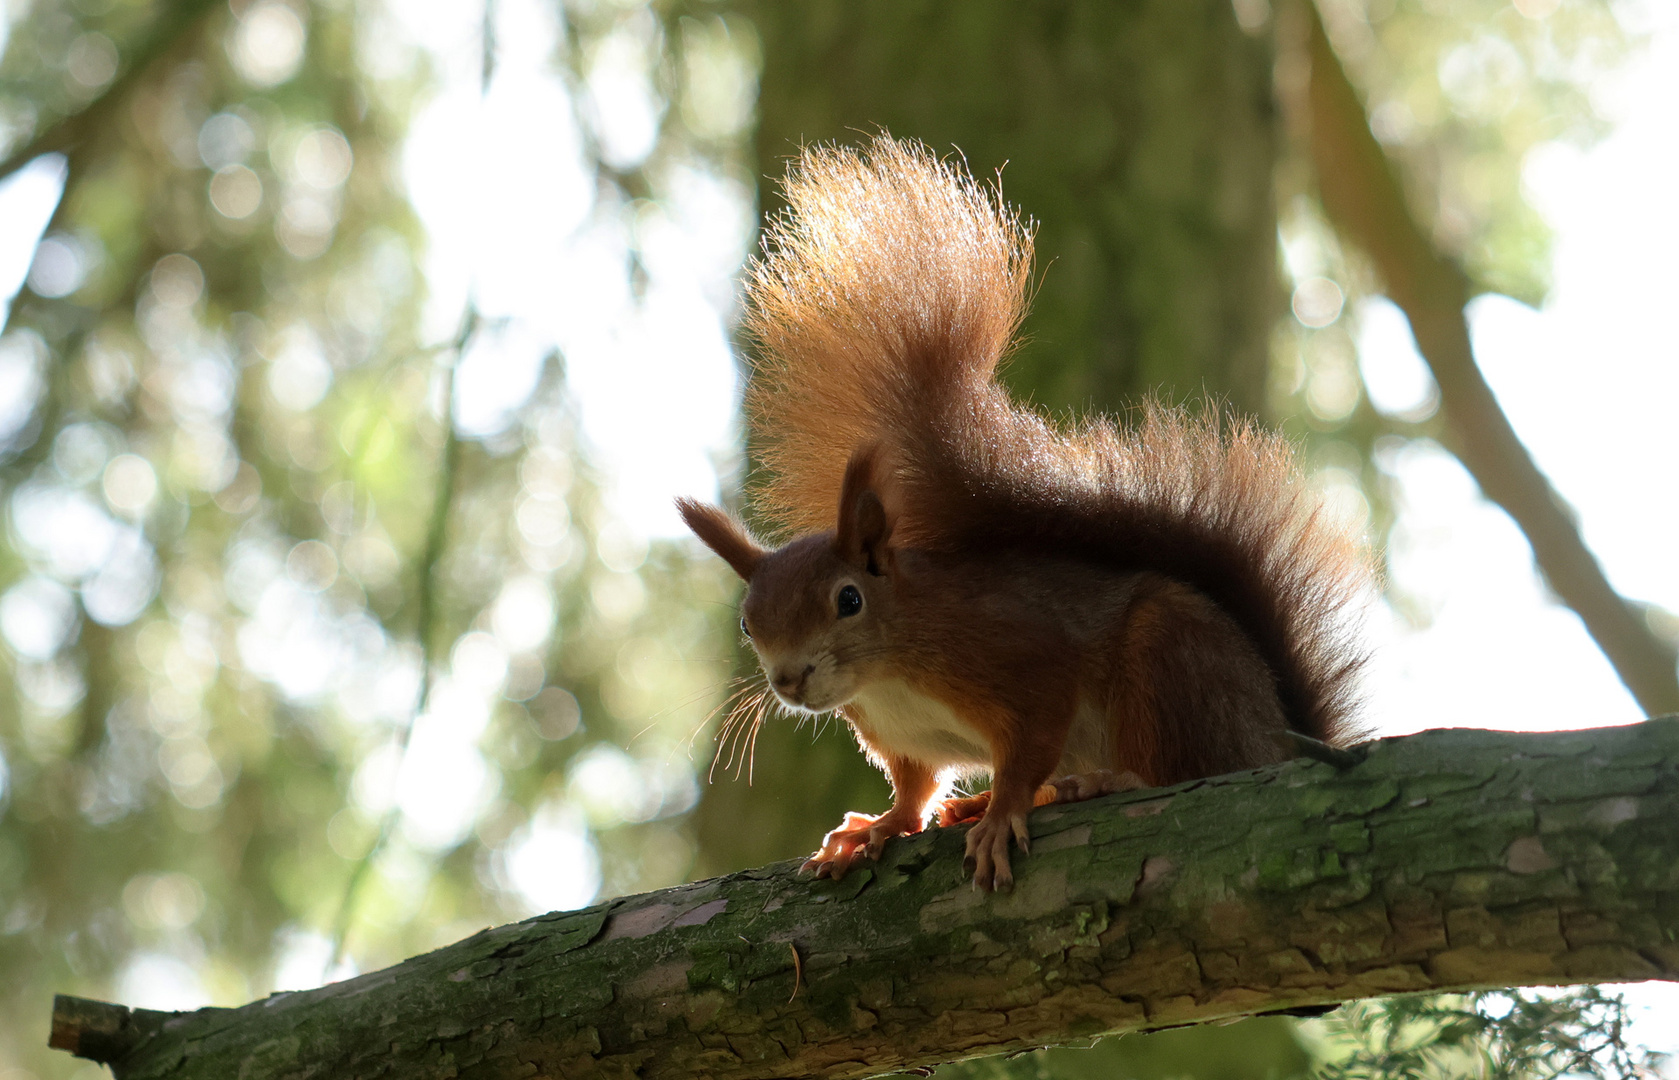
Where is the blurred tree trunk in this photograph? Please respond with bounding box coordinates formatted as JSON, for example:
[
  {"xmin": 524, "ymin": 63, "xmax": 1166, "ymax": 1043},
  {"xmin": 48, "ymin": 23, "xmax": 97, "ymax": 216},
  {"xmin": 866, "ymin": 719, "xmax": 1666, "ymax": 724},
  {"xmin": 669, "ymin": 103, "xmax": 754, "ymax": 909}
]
[{"xmin": 694, "ymin": 0, "xmax": 1281, "ymax": 879}]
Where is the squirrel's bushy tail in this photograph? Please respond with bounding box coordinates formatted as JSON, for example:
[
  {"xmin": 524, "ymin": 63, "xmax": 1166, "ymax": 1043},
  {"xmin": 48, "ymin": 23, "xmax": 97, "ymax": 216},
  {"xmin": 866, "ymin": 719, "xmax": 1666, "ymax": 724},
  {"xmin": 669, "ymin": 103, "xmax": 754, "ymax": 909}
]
[
  {"xmin": 743, "ymin": 136, "xmax": 1371, "ymax": 744},
  {"xmin": 745, "ymin": 137, "xmax": 1031, "ymax": 537}
]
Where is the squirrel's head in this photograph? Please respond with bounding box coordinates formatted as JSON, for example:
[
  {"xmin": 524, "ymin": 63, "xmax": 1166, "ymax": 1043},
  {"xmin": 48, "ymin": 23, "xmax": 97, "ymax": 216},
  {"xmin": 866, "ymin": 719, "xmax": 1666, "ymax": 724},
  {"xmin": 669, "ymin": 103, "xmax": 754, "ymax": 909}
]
[{"xmin": 677, "ymin": 448, "xmax": 898, "ymax": 713}]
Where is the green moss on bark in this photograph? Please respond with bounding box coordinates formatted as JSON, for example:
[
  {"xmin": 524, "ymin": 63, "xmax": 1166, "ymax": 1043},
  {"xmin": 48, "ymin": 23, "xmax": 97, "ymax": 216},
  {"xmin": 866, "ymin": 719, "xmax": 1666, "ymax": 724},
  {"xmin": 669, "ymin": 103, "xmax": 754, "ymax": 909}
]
[{"xmin": 55, "ymin": 720, "xmax": 1679, "ymax": 1079}]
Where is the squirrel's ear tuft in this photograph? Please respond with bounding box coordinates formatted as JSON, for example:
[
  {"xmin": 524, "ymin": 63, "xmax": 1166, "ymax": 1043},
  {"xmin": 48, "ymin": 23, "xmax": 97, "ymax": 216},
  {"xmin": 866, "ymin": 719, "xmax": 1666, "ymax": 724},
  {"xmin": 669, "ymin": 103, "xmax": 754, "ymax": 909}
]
[
  {"xmin": 676, "ymin": 499, "xmax": 765, "ymax": 581},
  {"xmin": 836, "ymin": 445, "xmax": 895, "ymax": 576}
]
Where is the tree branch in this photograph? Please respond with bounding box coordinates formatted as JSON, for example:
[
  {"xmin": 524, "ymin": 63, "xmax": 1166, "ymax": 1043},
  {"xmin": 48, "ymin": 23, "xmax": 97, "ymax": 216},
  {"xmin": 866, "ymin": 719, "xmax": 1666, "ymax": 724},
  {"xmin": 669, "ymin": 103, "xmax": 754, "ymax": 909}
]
[
  {"xmin": 49, "ymin": 720, "xmax": 1679, "ymax": 1079},
  {"xmin": 1297, "ymin": 0, "xmax": 1679, "ymax": 716}
]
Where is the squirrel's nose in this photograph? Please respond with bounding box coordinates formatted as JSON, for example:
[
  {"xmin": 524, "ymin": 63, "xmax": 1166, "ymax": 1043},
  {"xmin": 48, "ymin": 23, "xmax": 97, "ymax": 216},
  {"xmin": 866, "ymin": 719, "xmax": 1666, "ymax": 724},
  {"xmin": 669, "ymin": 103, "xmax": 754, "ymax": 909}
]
[{"xmin": 772, "ymin": 665, "xmax": 815, "ymax": 697}]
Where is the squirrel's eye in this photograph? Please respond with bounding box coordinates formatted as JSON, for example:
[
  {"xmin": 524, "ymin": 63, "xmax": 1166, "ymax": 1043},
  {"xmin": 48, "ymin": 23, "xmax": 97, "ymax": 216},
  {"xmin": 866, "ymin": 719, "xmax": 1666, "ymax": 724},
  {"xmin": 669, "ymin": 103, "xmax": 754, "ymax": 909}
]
[
  {"xmin": 739, "ymin": 615, "xmax": 751, "ymax": 639},
  {"xmin": 836, "ymin": 585, "xmax": 863, "ymax": 618}
]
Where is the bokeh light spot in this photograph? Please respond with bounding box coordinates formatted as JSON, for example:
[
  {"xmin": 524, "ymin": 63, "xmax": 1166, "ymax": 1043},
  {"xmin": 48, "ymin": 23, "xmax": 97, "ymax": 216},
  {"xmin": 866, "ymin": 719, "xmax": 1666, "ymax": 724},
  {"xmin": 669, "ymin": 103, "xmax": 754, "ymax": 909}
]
[
  {"xmin": 122, "ymin": 872, "xmax": 206, "ymax": 931},
  {"xmin": 210, "ymin": 165, "xmax": 264, "ymax": 220},
  {"xmin": 326, "ymin": 807, "xmax": 376, "ymax": 860},
  {"xmin": 319, "ymin": 480, "xmax": 356, "ymax": 534},
  {"xmin": 529, "ymin": 687, "xmax": 581, "ymax": 741},
  {"xmin": 502, "ymin": 801, "xmax": 598, "ymax": 914},
  {"xmin": 149, "ymin": 254, "xmax": 204, "ymax": 309},
  {"xmin": 342, "ymin": 532, "xmax": 399, "ymax": 587},
  {"xmin": 595, "ymin": 520, "xmax": 648, "ymax": 574},
  {"xmin": 285, "ymin": 540, "xmax": 339, "ymax": 593},
  {"xmin": 0, "ymin": 577, "xmax": 78, "ymax": 660},
  {"xmin": 82, "ymin": 527, "xmax": 160, "ymax": 626},
  {"xmin": 291, "ymin": 127, "xmax": 353, "ymax": 189},
  {"xmin": 515, "ymin": 495, "xmax": 570, "ymax": 548},
  {"xmin": 590, "ymin": 571, "xmax": 646, "ymax": 625},
  {"xmin": 396, "ymin": 718, "xmax": 497, "ymax": 850},
  {"xmin": 115, "ymin": 953, "xmax": 209, "ymax": 1012},
  {"xmin": 0, "ymin": 330, "xmax": 47, "ymax": 446},
  {"xmin": 503, "ymin": 655, "xmax": 546, "ymax": 702},
  {"xmin": 66, "ymin": 32, "xmax": 119, "ymax": 91},
  {"xmin": 27, "ymin": 233, "xmax": 86, "ymax": 297},
  {"xmin": 103, "ymin": 454, "xmax": 159, "ymax": 515},
  {"xmin": 230, "ymin": 1, "xmax": 307, "ymax": 88},
  {"xmin": 276, "ymin": 194, "xmax": 337, "ymax": 259},
  {"xmin": 1292, "ymin": 276, "xmax": 1345, "ymax": 328},
  {"xmin": 491, "ymin": 576, "xmax": 555, "ymax": 653},
  {"xmin": 214, "ymin": 461, "xmax": 263, "ymax": 515},
  {"xmin": 451, "ymin": 631, "xmax": 510, "ymax": 696},
  {"xmin": 16, "ymin": 657, "xmax": 85, "ymax": 713},
  {"xmin": 266, "ymin": 325, "xmax": 333, "ymax": 410},
  {"xmin": 54, "ymin": 422, "xmax": 116, "ymax": 485},
  {"xmin": 198, "ymin": 112, "xmax": 258, "ymax": 170}
]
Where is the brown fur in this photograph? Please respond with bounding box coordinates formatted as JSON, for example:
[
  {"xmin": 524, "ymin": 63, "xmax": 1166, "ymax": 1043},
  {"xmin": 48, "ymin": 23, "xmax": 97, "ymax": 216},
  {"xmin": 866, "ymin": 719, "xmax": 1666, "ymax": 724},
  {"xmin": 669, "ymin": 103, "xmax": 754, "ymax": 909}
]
[{"xmin": 686, "ymin": 135, "xmax": 1374, "ymax": 889}]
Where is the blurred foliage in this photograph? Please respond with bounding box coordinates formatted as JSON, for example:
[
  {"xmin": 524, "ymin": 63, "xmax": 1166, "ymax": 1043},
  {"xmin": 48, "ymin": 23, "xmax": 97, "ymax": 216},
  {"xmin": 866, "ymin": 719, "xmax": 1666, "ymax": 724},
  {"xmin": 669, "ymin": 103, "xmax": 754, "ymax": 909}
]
[
  {"xmin": 1268, "ymin": 0, "xmax": 1632, "ymax": 625},
  {"xmin": 932, "ymin": 987, "xmax": 1664, "ymax": 1080},
  {"xmin": 0, "ymin": 0, "xmax": 1658, "ymax": 1078},
  {"xmin": 1305, "ymin": 987, "xmax": 1665, "ymax": 1079},
  {"xmin": 934, "ymin": 1015, "xmax": 1313, "ymax": 1080},
  {"xmin": 1312, "ymin": 0, "xmax": 1631, "ymax": 305},
  {"xmin": 0, "ymin": 0, "xmax": 752, "ymax": 1075}
]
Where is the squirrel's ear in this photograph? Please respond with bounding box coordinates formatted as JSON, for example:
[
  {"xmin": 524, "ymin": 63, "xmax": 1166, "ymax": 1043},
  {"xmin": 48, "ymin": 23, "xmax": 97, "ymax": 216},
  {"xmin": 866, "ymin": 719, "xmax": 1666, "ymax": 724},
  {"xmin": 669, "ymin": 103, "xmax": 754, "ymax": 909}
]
[
  {"xmin": 676, "ymin": 499, "xmax": 765, "ymax": 581},
  {"xmin": 836, "ymin": 446, "xmax": 895, "ymax": 576}
]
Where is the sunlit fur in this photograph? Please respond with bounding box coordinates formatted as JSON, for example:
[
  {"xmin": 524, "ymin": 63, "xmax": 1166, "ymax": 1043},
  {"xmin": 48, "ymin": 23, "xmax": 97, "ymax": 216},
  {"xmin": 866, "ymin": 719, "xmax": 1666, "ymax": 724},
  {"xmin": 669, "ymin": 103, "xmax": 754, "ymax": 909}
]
[
  {"xmin": 739, "ymin": 136, "xmax": 1370, "ymax": 745},
  {"xmin": 744, "ymin": 137, "xmax": 1030, "ymax": 543},
  {"xmin": 682, "ymin": 135, "xmax": 1375, "ymax": 887}
]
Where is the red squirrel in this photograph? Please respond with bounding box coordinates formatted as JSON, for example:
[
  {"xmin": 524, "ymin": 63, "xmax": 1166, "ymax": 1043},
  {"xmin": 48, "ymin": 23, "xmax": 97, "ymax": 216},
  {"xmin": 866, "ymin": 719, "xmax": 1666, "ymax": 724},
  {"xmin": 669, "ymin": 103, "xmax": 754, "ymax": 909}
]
[{"xmin": 678, "ymin": 136, "xmax": 1371, "ymax": 891}]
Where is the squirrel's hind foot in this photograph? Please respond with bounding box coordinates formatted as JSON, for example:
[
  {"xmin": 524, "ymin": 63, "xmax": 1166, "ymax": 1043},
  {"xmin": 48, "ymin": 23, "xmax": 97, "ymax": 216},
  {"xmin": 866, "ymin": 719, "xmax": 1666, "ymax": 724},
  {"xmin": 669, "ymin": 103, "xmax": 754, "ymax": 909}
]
[
  {"xmin": 939, "ymin": 770, "xmax": 1146, "ymax": 829},
  {"xmin": 936, "ymin": 791, "xmax": 992, "ymax": 826},
  {"xmin": 1044, "ymin": 769, "xmax": 1148, "ymax": 804}
]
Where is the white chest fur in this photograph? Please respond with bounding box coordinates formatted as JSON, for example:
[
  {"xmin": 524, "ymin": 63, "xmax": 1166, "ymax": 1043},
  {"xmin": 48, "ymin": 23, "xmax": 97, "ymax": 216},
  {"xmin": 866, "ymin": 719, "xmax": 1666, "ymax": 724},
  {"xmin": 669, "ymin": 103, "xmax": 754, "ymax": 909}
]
[
  {"xmin": 847, "ymin": 680, "xmax": 993, "ymax": 771},
  {"xmin": 847, "ymin": 681, "xmax": 1113, "ymax": 781}
]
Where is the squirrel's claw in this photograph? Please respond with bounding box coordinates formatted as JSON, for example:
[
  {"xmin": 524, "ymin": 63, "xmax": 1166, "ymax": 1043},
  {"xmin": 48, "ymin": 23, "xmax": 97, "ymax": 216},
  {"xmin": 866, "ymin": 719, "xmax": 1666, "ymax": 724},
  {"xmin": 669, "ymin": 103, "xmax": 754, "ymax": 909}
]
[{"xmin": 963, "ymin": 807, "xmax": 1030, "ymax": 892}]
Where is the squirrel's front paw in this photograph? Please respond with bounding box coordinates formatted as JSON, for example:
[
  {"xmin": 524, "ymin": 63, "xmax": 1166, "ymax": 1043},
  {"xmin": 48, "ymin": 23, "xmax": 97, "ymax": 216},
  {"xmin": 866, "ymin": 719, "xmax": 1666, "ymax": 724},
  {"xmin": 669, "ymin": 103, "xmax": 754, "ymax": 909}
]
[
  {"xmin": 801, "ymin": 809, "xmax": 919, "ymax": 881},
  {"xmin": 962, "ymin": 807, "xmax": 1030, "ymax": 892}
]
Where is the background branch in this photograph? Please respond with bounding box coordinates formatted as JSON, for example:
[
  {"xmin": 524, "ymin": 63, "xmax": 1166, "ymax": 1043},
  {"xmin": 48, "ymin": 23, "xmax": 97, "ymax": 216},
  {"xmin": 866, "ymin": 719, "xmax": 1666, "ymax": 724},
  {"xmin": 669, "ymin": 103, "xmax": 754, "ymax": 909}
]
[{"xmin": 1298, "ymin": 0, "xmax": 1679, "ymax": 716}]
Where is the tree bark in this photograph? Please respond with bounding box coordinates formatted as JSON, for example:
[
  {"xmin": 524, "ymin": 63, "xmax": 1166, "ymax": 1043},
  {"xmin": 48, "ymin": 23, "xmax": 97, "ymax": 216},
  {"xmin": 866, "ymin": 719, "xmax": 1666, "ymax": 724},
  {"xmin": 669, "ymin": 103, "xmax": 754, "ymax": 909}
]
[{"xmin": 50, "ymin": 720, "xmax": 1679, "ymax": 1079}]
